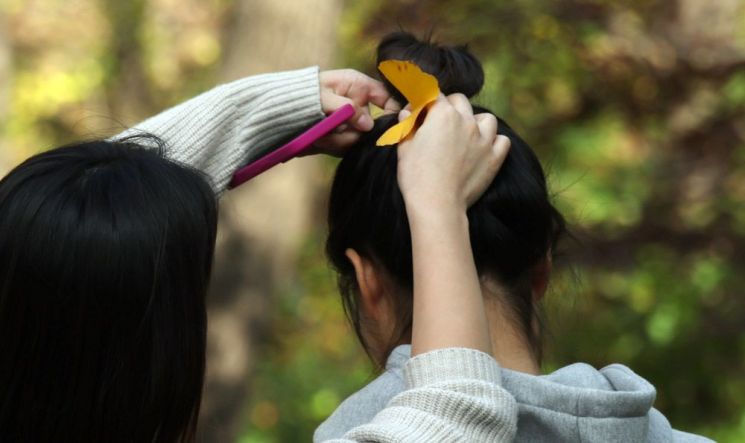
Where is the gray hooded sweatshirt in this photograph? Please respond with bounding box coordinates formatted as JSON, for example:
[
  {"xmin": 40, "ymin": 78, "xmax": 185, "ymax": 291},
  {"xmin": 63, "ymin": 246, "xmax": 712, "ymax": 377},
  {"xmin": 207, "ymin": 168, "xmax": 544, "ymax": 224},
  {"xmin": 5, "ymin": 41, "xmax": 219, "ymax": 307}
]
[{"xmin": 315, "ymin": 345, "xmax": 714, "ymax": 443}]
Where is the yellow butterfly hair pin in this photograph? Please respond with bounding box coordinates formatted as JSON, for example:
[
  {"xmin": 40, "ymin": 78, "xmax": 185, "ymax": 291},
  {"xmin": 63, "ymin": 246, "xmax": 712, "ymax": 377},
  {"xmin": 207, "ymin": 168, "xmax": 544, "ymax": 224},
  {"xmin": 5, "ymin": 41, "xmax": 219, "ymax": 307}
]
[{"xmin": 376, "ymin": 60, "xmax": 441, "ymax": 147}]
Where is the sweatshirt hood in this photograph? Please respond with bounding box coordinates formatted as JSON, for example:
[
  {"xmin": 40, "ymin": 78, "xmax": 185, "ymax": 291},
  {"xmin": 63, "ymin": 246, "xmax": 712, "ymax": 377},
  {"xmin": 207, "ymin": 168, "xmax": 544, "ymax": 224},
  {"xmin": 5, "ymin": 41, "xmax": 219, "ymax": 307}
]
[
  {"xmin": 501, "ymin": 362, "xmax": 711, "ymax": 442},
  {"xmin": 503, "ymin": 362, "xmax": 656, "ymax": 421}
]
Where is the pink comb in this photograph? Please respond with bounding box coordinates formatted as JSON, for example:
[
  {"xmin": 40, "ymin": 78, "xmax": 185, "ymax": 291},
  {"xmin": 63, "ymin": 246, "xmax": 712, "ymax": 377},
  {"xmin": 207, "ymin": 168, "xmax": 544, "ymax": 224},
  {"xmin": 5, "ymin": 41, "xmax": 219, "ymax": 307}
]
[{"xmin": 229, "ymin": 104, "xmax": 356, "ymax": 189}]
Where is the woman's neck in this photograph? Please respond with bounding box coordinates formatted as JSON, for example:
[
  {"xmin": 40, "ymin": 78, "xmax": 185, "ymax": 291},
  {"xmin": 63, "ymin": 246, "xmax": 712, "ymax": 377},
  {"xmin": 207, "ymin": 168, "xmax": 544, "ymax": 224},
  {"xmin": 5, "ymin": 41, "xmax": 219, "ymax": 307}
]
[{"xmin": 483, "ymin": 284, "xmax": 541, "ymax": 375}]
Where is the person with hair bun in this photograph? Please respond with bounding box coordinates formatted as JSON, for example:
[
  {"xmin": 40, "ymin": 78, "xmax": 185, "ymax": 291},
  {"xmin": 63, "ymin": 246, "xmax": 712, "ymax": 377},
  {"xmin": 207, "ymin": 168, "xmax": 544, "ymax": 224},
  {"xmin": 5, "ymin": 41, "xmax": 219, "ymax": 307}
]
[
  {"xmin": 0, "ymin": 66, "xmax": 519, "ymax": 441},
  {"xmin": 317, "ymin": 32, "xmax": 713, "ymax": 443}
]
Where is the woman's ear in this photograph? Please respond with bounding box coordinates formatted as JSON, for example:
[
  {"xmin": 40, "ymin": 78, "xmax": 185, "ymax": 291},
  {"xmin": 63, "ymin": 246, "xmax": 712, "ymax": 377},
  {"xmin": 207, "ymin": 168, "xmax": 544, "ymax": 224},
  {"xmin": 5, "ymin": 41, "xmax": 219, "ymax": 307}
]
[
  {"xmin": 532, "ymin": 253, "xmax": 553, "ymax": 301},
  {"xmin": 345, "ymin": 248, "xmax": 386, "ymax": 320}
]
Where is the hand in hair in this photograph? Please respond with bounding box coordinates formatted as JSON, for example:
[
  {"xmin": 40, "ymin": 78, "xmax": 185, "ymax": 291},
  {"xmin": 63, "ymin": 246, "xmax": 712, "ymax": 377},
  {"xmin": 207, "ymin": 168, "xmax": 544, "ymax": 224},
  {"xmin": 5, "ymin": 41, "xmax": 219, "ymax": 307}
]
[
  {"xmin": 398, "ymin": 93, "xmax": 511, "ymax": 357},
  {"xmin": 398, "ymin": 93, "xmax": 511, "ymax": 214},
  {"xmin": 311, "ymin": 69, "xmax": 400, "ymax": 156}
]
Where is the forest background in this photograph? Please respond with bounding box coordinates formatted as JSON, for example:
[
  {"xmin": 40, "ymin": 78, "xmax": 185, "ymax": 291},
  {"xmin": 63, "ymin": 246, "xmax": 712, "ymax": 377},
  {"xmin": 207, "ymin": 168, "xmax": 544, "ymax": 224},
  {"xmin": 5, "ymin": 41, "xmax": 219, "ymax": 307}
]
[{"xmin": 1, "ymin": 0, "xmax": 743, "ymax": 441}]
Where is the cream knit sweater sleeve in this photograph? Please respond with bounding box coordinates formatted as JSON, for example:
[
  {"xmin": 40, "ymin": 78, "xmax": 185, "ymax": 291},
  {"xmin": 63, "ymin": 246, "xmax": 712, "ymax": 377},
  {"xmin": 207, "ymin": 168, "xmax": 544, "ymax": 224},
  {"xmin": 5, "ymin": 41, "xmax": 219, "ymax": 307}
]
[
  {"xmin": 328, "ymin": 348, "xmax": 517, "ymax": 442},
  {"xmin": 112, "ymin": 66, "xmax": 324, "ymax": 193}
]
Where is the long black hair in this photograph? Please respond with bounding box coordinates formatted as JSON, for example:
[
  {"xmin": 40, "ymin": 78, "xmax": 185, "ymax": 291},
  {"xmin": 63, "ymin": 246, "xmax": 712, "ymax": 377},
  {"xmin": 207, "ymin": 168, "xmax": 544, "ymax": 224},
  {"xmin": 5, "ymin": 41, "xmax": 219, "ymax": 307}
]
[
  {"xmin": 0, "ymin": 135, "xmax": 218, "ymax": 442},
  {"xmin": 326, "ymin": 32, "xmax": 566, "ymax": 365}
]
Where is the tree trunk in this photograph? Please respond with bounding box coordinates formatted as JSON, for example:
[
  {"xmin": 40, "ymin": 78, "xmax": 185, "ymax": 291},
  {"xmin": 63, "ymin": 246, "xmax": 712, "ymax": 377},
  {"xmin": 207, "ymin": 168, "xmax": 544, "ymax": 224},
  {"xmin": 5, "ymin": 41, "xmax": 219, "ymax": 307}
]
[
  {"xmin": 198, "ymin": 1, "xmax": 342, "ymax": 441},
  {"xmin": 99, "ymin": 0, "xmax": 153, "ymax": 122}
]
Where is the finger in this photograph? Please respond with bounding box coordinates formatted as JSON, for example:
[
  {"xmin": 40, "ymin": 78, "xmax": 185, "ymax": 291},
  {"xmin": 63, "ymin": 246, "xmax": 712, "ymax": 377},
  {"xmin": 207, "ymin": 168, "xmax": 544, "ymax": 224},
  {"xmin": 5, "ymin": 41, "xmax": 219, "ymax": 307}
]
[
  {"xmin": 344, "ymin": 73, "xmax": 397, "ymax": 129},
  {"xmin": 320, "ymin": 88, "xmax": 353, "ymax": 115},
  {"xmin": 446, "ymin": 93, "xmax": 474, "ymax": 120},
  {"xmin": 333, "ymin": 123, "xmax": 350, "ymax": 134},
  {"xmin": 383, "ymin": 97, "xmax": 402, "ymax": 113},
  {"xmin": 322, "ymin": 89, "xmax": 374, "ymax": 132},
  {"xmin": 397, "ymin": 103, "xmax": 413, "ymax": 121},
  {"xmin": 421, "ymin": 94, "xmax": 453, "ymax": 122},
  {"xmin": 350, "ymin": 108, "xmax": 374, "ymax": 132},
  {"xmin": 475, "ymin": 113, "xmax": 498, "ymax": 143},
  {"xmin": 464, "ymin": 134, "xmax": 511, "ymax": 207},
  {"xmin": 492, "ymin": 134, "xmax": 511, "ymax": 166},
  {"xmin": 312, "ymin": 131, "xmax": 362, "ymax": 156},
  {"xmin": 362, "ymin": 76, "xmax": 397, "ymax": 111}
]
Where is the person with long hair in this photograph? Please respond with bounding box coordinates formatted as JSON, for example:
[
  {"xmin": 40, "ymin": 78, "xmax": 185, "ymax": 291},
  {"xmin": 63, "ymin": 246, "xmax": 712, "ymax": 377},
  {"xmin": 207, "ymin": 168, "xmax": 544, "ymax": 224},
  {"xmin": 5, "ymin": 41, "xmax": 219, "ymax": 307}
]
[
  {"xmin": 316, "ymin": 32, "xmax": 713, "ymax": 443},
  {"xmin": 0, "ymin": 65, "xmax": 518, "ymax": 442}
]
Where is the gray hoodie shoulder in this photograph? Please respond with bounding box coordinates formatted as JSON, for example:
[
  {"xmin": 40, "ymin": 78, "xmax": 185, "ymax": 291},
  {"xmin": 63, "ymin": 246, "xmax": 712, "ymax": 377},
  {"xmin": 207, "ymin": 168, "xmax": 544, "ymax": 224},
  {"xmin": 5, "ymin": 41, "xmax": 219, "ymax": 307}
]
[
  {"xmin": 315, "ymin": 345, "xmax": 715, "ymax": 443},
  {"xmin": 313, "ymin": 347, "xmax": 408, "ymax": 443}
]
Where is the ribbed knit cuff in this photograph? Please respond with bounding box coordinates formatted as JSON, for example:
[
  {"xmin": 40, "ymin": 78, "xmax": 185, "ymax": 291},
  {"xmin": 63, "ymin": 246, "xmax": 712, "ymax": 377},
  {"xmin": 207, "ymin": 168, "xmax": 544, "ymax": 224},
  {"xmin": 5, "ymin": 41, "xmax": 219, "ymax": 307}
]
[
  {"xmin": 399, "ymin": 348, "xmax": 517, "ymax": 441},
  {"xmin": 404, "ymin": 348, "xmax": 502, "ymax": 389},
  {"xmin": 334, "ymin": 348, "xmax": 517, "ymax": 442},
  {"xmin": 212, "ymin": 66, "xmax": 324, "ymax": 179}
]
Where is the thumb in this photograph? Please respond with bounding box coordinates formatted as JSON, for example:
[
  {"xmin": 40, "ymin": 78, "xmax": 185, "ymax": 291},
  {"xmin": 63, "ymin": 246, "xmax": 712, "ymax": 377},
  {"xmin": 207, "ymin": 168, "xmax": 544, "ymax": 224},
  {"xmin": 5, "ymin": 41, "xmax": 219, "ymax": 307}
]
[{"xmin": 398, "ymin": 109, "xmax": 412, "ymax": 122}]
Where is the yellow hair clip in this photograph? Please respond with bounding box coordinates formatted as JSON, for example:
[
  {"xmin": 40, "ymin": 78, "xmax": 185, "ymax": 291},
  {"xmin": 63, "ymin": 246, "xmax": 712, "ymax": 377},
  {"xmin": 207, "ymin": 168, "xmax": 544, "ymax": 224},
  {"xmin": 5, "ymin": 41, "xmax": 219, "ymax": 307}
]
[{"xmin": 376, "ymin": 60, "xmax": 441, "ymax": 147}]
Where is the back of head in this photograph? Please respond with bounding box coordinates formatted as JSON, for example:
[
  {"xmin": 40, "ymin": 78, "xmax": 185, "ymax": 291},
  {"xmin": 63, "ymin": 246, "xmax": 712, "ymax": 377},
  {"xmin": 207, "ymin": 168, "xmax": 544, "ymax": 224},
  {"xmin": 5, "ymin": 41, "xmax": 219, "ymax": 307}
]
[
  {"xmin": 0, "ymin": 136, "xmax": 218, "ymax": 442},
  {"xmin": 326, "ymin": 32, "xmax": 566, "ymax": 365}
]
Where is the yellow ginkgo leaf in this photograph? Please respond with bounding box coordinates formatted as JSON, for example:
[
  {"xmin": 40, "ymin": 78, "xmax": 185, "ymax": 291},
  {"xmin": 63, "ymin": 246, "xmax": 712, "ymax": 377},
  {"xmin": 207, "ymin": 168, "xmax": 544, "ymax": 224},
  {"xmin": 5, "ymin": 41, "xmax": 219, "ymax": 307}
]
[
  {"xmin": 376, "ymin": 60, "xmax": 441, "ymax": 147},
  {"xmin": 376, "ymin": 106, "xmax": 424, "ymax": 146}
]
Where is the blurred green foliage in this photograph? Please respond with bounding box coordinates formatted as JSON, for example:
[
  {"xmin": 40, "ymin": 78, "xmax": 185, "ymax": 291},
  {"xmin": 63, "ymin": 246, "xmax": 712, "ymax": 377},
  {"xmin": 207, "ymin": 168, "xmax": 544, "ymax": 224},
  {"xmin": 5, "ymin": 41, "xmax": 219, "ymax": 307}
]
[
  {"xmin": 2, "ymin": 0, "xmax": 743, "ymax": 442},
  {"xmin": 244, "ymin": 1, "xmax": 745, "ymax": 442},
  {"xmin": 237, "ymin": 229, "xmax": 374, "ymax": 443}
]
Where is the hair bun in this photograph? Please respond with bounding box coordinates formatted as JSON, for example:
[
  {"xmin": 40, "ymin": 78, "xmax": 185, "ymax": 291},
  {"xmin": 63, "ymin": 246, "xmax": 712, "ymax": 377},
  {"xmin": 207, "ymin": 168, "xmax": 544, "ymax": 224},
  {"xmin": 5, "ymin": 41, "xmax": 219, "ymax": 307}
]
[{"xmin": 376, "ymin": 31, "xmax": 485, "ymax": 104}]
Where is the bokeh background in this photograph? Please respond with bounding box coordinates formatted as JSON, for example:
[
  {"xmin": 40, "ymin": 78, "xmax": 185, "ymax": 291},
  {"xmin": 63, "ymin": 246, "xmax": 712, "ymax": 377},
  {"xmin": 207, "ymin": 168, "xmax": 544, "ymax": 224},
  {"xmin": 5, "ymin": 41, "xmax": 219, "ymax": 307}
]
[{"xmin": 1, "ymin": 0, "xmax": 744, "ymax": 441}]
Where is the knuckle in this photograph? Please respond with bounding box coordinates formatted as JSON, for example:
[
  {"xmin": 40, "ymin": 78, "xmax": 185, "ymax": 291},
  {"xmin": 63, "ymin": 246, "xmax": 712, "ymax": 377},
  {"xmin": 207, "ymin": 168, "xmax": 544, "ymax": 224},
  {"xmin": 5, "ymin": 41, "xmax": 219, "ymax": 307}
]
[
  {"xmin": 438, "ymin": 106, "xmax": 458, "ymax": 122},
  {"xmin": 482, "ymin": 113, "xmax": 497, "ymax": 125}
]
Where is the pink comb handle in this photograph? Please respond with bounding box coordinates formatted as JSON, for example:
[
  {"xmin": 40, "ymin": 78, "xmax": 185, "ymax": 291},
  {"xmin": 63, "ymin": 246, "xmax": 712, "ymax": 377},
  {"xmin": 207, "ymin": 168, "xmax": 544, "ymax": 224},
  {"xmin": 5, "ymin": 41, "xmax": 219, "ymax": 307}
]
[{"xmin": 229, "ymin": 104, "xmax": 356, "ymax": 189}]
